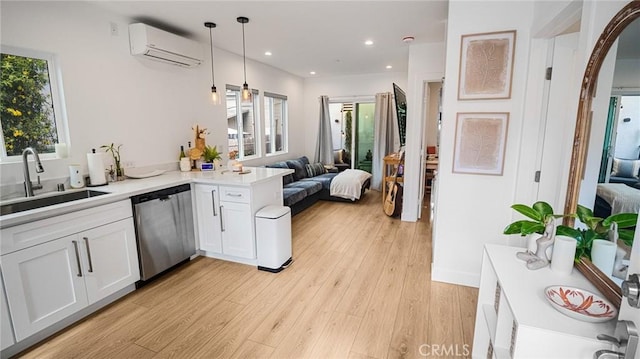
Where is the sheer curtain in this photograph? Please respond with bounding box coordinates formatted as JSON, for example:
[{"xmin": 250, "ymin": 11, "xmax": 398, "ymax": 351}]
[
  {"xmin": 314, "ymin": 95, "xmax": 334, "ymax": 165},
  {"xmin": 372, "ymin": 92, "xmax": 395, "ymax": 191}
]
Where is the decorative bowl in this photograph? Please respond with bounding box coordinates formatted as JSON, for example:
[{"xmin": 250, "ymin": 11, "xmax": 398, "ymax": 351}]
[{"xmin": 544, "ymin": 285, "xmax": 617, "ymax": 323}]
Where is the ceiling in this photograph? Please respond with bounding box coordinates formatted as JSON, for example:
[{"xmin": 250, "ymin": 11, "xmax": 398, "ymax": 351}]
[{"xmin": 92, "ymin": 1, "xmax": 449, "ymax": 78}]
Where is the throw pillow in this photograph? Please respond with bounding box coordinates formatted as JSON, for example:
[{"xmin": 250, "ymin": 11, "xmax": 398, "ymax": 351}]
[
  {"xmin": 334, "ymin": 149, "xmax": 344, "ymax": 164},
  {"xmin": 286, "ymin": 158, "xmax": 308, "ymax": 180},
  {"xmin": 611, "ymin": 158, "xmax": 640, "ymax": 179},
  {"xmin": 306, "ymin": 162, "xmax": 326, "ymax": 177}
]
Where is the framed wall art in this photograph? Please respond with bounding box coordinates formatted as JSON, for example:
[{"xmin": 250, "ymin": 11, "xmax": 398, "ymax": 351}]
[
  {"xmin": 453, "ymin": 112, "xmax": 509, "ymax": 175},
  {"xmin": 458, "ymin": 30, "xmax": 516, "ymax": 100}
]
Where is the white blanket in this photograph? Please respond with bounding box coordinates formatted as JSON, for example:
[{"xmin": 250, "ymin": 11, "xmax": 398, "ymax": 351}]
[
  {"xmin": 596, "ymin": 183, "xmax": 640, "ymax": 214},
  {"xmin": 330, "ymin": 169, "xmax": 372, "ymax": 201}
]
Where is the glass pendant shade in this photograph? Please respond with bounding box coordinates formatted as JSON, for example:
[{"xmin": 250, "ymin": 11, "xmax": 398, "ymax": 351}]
[
  {"xmin": 211, "ymin": 86, "xmax": 221, "ymax": 105},
  {"xmin": 241, "ymin": 83, "xmax": 252, "ymax": 103},
  {"xmin": 238, "ymin": 17, "xmax": 252, "ymax": 103}
]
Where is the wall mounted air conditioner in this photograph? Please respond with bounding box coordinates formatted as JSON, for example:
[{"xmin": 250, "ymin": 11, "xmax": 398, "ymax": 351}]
[{"xmin": 129, "ymin": 23, "xmax": 202, "ymax": 67}]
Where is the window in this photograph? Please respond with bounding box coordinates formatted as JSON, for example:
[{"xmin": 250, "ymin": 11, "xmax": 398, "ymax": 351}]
[
  {"xmin": 0, "ymin": 46, "xmax": 67, "ymax": 159},
  {"xmin": 226, "ymin": 86, "xmax": 259, "ymax": 160},
  {"xmin": 264, "ymin": 92, "xmax": 287, "ymax": 155}
]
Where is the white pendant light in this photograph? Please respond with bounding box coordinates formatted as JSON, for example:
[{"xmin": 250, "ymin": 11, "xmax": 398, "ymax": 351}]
[
  {"xmin": 204, "ymin": 22, "xmax": 221, "ymax": 105},
  {"xmin": 237, "ymin": 16, "xmax": 252, "ymax": 103}
]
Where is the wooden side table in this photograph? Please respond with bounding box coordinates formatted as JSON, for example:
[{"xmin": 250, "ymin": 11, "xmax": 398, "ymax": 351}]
[{"xmin": 382, "ymin": 153, "xmax": 404, "ymax": 204}]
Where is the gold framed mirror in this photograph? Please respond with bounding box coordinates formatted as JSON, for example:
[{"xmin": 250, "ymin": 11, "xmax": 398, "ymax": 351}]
[{"xmin": 563, "ymin": 1, "xmax": 640, "ymax": 308}]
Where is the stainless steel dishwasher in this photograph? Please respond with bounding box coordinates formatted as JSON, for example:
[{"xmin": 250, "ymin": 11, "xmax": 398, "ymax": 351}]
[{"xmin": 131, "ymin": 184, "xmax": 196, "ymax": 283}]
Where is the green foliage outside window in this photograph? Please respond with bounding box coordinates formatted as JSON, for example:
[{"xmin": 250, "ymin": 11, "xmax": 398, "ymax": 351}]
[
  {"xmin": 344, "ymin": 110, "xmax": 352, "ymax": 158},
  {"xmin": 1, "ymin": 53, "xmax": 58, "ymax": 156}
]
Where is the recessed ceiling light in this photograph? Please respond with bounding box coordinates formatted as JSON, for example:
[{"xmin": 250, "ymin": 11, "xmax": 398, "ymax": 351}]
[
  {"xmin": 265, "ymin": 51, "xmax": 272, "ymax": 56},
  {"xmin": 386, "ymin": 65, "xmax": 393, "ymax": 69},
  {"xmin": 310, "ymin": 71, "xmax": 316, "ymax": 75},
  {"xmin": 364, "ymin": 40, "xmax": 373, "ymax": 46}
]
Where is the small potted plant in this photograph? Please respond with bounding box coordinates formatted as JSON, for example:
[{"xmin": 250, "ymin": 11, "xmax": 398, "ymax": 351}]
[
  {"xmin": 203, "ymin": 145, "xmax": 222, "ymax": 168},
  {"xmin": 503, "ymin": 201, "xmax": 579, "ymax": 239},
  {"xmin": 101, "ymin": 143, "xmax": 124, "ymax": 181},
  {"xmin": 571, "ymin": 205, "xmax": 636, "ymax": 260}
]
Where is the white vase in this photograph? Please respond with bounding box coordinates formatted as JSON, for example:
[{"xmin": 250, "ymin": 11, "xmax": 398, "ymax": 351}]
[
  {"xmin": 551, "ymin": 235, "xmax": 577, "ymax": 275},
  {"xmin": 591, "ymin": 239, "xmax": 617, "ymax": 276}
]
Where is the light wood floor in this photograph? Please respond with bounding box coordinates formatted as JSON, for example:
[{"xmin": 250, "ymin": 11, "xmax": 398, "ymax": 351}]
[{"xmin": 18, "ymin": 191, "xmax": 478, "ymax": 359}]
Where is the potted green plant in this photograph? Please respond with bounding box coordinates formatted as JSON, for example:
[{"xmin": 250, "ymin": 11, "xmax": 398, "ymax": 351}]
[
  {"xmin": 571, "ymin": 205, "xmax": 637, "ymax": 260},
  {"xmin": 503, "ymin": 201, "xmax": 580, "ymax": 238},
  {"xmin": 203, "ymin": 145, "xmax": 221, "ymax": 163},
  {"xmin": 101, "ymin": 143, "xmax": 124, "ymax": 181}
]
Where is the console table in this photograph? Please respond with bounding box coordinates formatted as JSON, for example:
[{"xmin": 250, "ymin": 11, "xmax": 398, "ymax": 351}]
[{"xmin": 474, "ymin": 244, "xmax": 615, "ymax": 358}]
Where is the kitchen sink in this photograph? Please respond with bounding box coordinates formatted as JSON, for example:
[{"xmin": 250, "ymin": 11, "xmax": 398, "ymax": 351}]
[{"xmin": 1, "ymin": 190, "xmax": 108, "ymax": 216}]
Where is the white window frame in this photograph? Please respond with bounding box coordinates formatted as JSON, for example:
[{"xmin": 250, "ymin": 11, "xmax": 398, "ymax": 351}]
[
  {"xmin": 226, "ymin": 85, "xmax": 260, "ymax": 160},
  {"xmin": 264, "ymin": 92, "xmax": 288, "ymax": 156},
  {"xmin": 0, "ymin": 45, "xmax": 69, "ymax": 162}
]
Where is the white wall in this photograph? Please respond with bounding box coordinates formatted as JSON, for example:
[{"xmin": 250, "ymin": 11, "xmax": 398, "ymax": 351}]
[
  {"xmin": 302, "ymin": 72, "xmax": 407, "ymax": 161},
  {"xmin": 426, "ymin": 82, "xmax": 441, "ymax": 148},
  {"xmin": 613, "ymin": 58, "xmax": 640, "ymax": 90},
  {"xmin": 401, "ymin": 42, "xmax": 445, "ymax": 222},
  {"xmin": 431, "ymin": 0, "xmax": 633, "ymax": 287},
  {"xmin": 432, "ymin": 0, "xmax": 535, "ymax": 287},
  {"xmin": 0, "ymin": 1, "xmax": 304, "ymax": 188}
]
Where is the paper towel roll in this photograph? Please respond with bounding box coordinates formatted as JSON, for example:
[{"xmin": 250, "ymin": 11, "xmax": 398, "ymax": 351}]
[
  {"xmin": 551, "ymin": 235, "xmax": 577, "ymax": 275},
  {"xmin": 591, "ymin": 239, "xmax": 617, "ymax": 276},
  {"xmin": 87, "ymin": 152, "xmax": 107, "ymax": 186}
]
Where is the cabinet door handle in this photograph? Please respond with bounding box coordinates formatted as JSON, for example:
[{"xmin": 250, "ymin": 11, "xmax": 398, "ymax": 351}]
[
  {"xmin": 211, "ymin": 190, "xmax": 217, "ymax": 216},
  {"xmin": 83, "ymin": 237, "xmax": 94, "ymax": 273},
  {"xmin": 227, "ymin": 193, "xmax": 242, "ymax": 197},
  {"xmin": 220, "ymin": 205, "xmax": 225, "ymax": 232},
  {"xmin": 72, "ymin": 240, "xmax": 82, "ymax": 277}
]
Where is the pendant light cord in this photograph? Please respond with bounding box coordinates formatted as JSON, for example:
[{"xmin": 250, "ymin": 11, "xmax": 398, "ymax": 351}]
[
  {"xmin": 242, "ymin": 22, "xmax": 247, "ymax": 84},
  {"xmin": 209, "ymin": 27, "xmax": 215, "ymax": 86}
]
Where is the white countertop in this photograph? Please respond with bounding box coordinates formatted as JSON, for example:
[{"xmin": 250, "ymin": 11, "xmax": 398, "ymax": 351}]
[{"xmin": 0, "ymin": 167, "xmax": 293, "ymax": 229}]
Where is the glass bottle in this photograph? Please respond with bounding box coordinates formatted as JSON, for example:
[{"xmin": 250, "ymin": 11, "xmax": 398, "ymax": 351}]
[{"xmin": 179, "ymin": 145, "xmax": 186, "ymax": 159}]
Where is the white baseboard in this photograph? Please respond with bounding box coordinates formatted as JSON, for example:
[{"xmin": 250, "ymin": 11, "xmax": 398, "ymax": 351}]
[{"xmin": 431, "ymin": 264, "xmax": 480, "ymax": 288}]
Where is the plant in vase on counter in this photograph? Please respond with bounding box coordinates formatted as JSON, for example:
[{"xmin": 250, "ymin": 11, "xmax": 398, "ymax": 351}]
[
  {"xmin": 503, "ymin": 201, "xmax": 580, "ymax": 270},
  {"xmin": 203, "ymin": 145, "xmax": 222, "ymax": 170},
  {"xmin": 101, "ymin": 143, "xmax": 124, "ymax": 181},
  {"xmin": 570, "ymin": 205, "xmax": 636, "ymax": 279}
]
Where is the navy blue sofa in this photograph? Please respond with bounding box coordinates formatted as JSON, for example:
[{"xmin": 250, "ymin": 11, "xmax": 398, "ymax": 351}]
[{"xmin": 266, "ymin": 156, "xmax": 370, "ymax": 216}]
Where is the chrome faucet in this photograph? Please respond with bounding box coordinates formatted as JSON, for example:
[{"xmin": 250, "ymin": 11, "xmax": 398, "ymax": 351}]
[{"xmin": 22, "ymin": 147, "xmax": 44, "ymax": 197}]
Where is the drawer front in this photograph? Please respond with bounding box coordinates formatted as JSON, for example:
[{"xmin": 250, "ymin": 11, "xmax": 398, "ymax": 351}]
[
  {"xmin": 1, "ymin": 200, "xmax": 132, "ymax": 254},
  {"xmin": 219, "ymin": 186, "xmax": 250, "ymax": 204}
]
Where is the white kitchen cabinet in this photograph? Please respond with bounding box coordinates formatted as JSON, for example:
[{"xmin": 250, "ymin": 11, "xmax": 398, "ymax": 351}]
[
  {"xmin": 2, "ymin": 235, "xmax": 89, "ymax": 341},
  {"xmin": 81, "ymin": 219, "xmax": 138, "ymax": 304},
  {"xmin": 1, "ymin": 270, "xmax": 15, "ymax": 350},
  {"xmin": 194, "ymin": 178, "xmax": 282, "ymax": 265},
  {"xmin": 194, "ymin": 183, "xmax": 223, "ymax": 253},
  {"xmin": 0, "ymin": 200, "xmax": 139, "ymax": 343},
  {"xmin": 195, "ymin": 183, "xmax": 254, "ymax": 260},
  {"xmin": 220, "ymin": 201, "xmax": 253, "ymax": 259},
  {"xmin": 473, "ymin": 244, "xmax": 615, "ymax": 359}
]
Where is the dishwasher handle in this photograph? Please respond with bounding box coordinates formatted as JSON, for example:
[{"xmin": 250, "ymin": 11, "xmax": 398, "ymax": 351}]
[{"xmin": 131, "ymin": 184, "xmax": 191, "ymax": 204}]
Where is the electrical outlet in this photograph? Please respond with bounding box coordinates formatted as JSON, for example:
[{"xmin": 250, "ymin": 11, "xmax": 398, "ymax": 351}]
[{"xmin": 122, "ymin": 161, "xmax": 135, "ymax": 168}]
